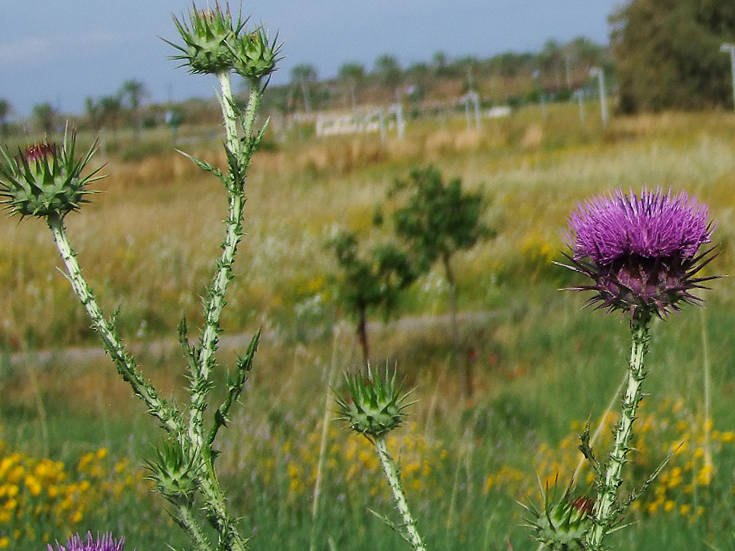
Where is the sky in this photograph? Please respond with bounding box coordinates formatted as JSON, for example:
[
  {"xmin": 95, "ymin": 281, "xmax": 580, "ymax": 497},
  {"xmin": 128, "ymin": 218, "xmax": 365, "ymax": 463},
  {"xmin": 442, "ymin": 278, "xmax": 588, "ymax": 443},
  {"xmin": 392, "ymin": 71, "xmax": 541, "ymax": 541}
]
[{"xmin": 1, "ymin": 1, "xmax": 624, "ymax": 119}]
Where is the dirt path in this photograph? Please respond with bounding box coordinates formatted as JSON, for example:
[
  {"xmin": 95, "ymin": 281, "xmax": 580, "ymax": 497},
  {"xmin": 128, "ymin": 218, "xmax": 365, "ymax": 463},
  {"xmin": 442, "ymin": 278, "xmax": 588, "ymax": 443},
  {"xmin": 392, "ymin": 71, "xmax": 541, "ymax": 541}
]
[{"xmin": 6, "ymin": 311, "xmax": 499, "ymax": 372}]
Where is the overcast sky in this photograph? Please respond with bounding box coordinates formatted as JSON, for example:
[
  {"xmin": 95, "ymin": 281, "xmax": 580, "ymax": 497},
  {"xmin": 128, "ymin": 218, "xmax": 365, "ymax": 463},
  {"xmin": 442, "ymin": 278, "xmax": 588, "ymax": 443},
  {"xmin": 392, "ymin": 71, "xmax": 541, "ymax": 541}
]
[{"xmin": 1, "ymin": 1, "xmax": 623, "ymax": 118}]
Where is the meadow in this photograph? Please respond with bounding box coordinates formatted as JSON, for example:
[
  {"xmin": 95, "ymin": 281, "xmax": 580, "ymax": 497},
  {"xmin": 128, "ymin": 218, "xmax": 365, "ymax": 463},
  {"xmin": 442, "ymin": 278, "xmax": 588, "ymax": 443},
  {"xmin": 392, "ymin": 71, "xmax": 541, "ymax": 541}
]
[{"xmin": 3, "ymin": 102, "xmax": 735, "ymax": 550}]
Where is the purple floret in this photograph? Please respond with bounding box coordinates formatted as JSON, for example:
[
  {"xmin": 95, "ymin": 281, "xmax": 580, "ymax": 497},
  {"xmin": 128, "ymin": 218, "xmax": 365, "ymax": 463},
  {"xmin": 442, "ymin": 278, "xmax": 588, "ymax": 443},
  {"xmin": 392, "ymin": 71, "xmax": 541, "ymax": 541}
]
[
  {"xmin": 569, "ymin": 188, "xmax": 713, "ymax": 265},
  {"xmin": 47, "ymin": 532, "xmax": 125, "ymax": 551},
  {"xmin": 563, "ymin": 188, "xmax": 718, "ymax": 318}
]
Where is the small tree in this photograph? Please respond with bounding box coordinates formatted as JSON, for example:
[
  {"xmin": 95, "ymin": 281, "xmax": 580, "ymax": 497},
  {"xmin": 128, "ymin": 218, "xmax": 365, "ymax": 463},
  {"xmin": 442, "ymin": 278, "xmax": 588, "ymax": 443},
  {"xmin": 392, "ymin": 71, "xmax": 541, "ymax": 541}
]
[
  {"xmin": 328, "ymin": 228, "xmax": 417, "ymax": 366},
  {"xmin": 383, "ymin": 166, "xmax": 493, "ymax": 398}
]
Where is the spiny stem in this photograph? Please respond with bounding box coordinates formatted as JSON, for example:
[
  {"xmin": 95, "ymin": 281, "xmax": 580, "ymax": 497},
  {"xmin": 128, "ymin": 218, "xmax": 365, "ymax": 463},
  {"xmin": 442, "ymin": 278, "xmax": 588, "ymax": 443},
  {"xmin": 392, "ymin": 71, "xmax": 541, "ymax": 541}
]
[
  {"xmin": 172, "ymin": 502, "xmax": 213, "ymax": 551},
  {"xmin": 47, "ymin": 213, "xmax": 183, "ymax": 436},
  {"xmin": 189, "ymin": 72, "xmax": 263, "ymax": 451},
  {"xmin": 586, "ymin": 313, "xmax": 651, "ymax": 549},
  {"xmin": 374, "ymin": 435, "xmax": 427, "ymax": 551},
  {"xmin": 184, "ymin": 71, "xmax": 263, "ymax": 551},
  {"xmin": 217, "ymin": 71, "xmax": 240, "ymax": 153}
]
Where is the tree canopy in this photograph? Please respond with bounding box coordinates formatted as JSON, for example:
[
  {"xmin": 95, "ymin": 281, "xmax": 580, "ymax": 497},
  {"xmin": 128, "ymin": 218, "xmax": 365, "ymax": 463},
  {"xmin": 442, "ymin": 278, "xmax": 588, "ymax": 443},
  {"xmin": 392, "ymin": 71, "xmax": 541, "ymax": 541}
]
[{"xmin": 611, "ymin": 0, "xmax": 735, "ymax": 112}]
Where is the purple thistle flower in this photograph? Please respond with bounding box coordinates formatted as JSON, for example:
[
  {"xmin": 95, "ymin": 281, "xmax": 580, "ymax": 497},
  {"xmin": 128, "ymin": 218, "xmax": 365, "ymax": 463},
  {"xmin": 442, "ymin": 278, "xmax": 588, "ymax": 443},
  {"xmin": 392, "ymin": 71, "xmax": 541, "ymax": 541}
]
[
  {"xmin": 564, "ymin": 188, "xmax": 718, "ymax": 319},
  {"xmin": 47, "ymin": 532, "xmax": 126, "ymax": 551}
]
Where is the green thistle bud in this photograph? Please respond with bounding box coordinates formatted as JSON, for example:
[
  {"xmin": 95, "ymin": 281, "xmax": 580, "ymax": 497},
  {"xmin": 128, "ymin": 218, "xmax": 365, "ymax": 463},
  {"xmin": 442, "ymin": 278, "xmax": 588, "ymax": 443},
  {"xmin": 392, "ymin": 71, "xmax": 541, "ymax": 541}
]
[
  {"xmin": 168, "ymin": 2, "xmax": 246, "ymax": 75},
  {"xmin": 145, "ymin": 441, "xmax": 201, "ymax": 507},
  {"xmin": 524, "ymin": 480, "xmax": 594, "ymax": 550},
  {"xmin": 229, "ymin": 26, "xmax": 281, "ymax": 83},
  {"xmin": 0, "ymin": 130, "xmax": 102, "ymax": 219},
  {"xmin": 335, "ymin": 365, "xmax": 414, "ymax": 441}
]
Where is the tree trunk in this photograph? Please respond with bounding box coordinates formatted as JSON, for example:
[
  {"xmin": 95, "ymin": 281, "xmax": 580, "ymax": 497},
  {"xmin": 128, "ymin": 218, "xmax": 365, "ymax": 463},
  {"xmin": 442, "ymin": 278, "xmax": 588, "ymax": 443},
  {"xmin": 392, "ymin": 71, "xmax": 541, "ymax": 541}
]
[
  {"xmin": 356, "ymin": 304, "xmax": 370, "ymax": 366},
  {"xmin": 443, "ymin": 252, "xmax": 471, "ymax": 400}
]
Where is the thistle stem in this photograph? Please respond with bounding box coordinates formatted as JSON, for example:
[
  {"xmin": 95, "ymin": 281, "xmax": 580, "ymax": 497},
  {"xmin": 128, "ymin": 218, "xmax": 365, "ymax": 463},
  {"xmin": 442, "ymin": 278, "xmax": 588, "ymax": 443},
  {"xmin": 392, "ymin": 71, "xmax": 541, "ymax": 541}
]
[
  {"xmin": 374, "ymin": 435, "xmax": 427, "ymax": 551},
  {"xmin": 47, "ymin": 213, "xmax": 183, "ymax": 436},
  {"xmin": 586, "ymin": 312, "xmax": 650, "ymax": 549},
  {"xmin": 189, "ymin": 73, "xmax": 263, "ymax": 452},
  {"xmin": 183, "ymin": 70, "xmax": 261, "ymax": 551}
]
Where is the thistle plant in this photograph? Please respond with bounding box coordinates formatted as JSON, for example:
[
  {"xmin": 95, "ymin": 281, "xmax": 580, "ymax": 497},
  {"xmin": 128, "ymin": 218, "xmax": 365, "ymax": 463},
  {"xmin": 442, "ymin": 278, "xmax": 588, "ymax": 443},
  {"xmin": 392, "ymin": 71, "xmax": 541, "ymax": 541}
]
[
  {"xmin": 335, "ymin": 366, "xmax": 426, "ymax": 551},
  {"xmin": 550, "ymin": 188, "xmax": 719, "ymax": 550},
  {"xmin": 47, "ymin": 532, "xmax": 127, "ymax": 551},
  {"xmin": 0, "ymin": 4, "xmax": 279, "ymax": 551}
]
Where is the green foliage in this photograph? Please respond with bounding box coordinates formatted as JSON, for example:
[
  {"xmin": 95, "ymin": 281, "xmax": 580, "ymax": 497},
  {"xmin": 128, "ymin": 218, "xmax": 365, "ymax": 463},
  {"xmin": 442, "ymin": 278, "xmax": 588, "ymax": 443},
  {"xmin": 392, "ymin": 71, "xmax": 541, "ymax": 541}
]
[
  {"xmin": 611, "ymin": 0, "xmax": 735, "ymax": 112},
  {"xmin": 327, "ymin": 228, "xmax": 417, "ymax": 362},
  {"xmin": 328, "ymin": 229, "xmax": 416, "ymax": 320},
  {"xmin": 387, "ymin": 165, "xmax": 493, "ymax": 274}
]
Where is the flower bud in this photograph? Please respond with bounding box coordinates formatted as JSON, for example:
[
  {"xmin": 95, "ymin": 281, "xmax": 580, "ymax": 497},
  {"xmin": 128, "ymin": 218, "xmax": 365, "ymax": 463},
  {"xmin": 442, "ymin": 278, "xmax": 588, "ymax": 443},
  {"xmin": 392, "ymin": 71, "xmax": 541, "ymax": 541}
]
[
  {"xmin": 525, "ymin": 482, "xmax": 594, "ymax": 550},
  {"xmin": 169, "ymin": 3, "xmax": 245, "ymax": 75},
  {"xmin": 335, "ymin": 365, "xmax": 413, "ymax": 441},
  {"xmin": 229, "ymin": 26, "xmax": 281, "ymax": 83},
  {"xmin": 0, "ymin": 129, "xmax": 102, "ymax": 219},
  {"xmin": 145, "ymin": 441, "xmax": 201, "ymax": 507}
]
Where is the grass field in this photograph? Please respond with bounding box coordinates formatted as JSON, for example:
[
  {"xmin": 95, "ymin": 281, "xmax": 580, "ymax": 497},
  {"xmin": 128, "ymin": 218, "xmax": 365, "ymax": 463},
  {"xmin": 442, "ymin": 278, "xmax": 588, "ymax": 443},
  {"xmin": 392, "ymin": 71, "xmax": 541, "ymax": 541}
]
[{"xmin": 3, "ymin": 102, "xmax": 735, "ymax": 550}]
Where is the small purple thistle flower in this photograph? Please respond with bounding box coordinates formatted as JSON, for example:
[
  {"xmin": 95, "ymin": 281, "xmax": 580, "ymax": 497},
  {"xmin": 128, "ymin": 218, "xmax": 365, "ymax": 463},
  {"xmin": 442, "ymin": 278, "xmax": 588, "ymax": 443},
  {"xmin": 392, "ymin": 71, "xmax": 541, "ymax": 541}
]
[
  {"xmin": 564, "ymin": 188, "xmax": 718, "ymax": 318},
  {"xmin": 47, "ymin": 532, "xmax": 126, "ymax": 551}
]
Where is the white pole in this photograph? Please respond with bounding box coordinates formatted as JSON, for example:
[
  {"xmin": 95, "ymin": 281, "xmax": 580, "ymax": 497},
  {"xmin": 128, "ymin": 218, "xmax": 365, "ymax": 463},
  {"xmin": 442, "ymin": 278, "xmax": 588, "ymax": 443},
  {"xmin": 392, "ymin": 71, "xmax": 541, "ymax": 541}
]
[
  {"xmin": 574, "ymin": 90, "xmax": 585, "ymax": 123},
  {"xmin": 589, "ymin": 67, "xmax": 608, "ymax": 127},
  {"xmin": 721, "ymin": 44, "xmax": 735, "ymax": 112}
]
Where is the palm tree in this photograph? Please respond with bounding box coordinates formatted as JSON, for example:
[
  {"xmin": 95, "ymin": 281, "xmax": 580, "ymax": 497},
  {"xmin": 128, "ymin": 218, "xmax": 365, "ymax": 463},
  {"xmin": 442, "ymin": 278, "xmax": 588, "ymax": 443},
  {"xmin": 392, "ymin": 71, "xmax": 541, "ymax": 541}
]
[
  {"xmin": 374, "ymin": 54, "xmax": 403, "ymax": 101},
  {"xmin": 120, "ymin": 79, "xmax": 149, "ymax": 141},
  {"xmin": 32, "ymin": 103, "xmax": 57, "ymax": 135},
  {"xmin": 337, "ymin": 62, "xmax": 365, "ymax": 108},
  {"xmin": 290, "ymin": 63, "xmax": 317, "ymax": 114}
]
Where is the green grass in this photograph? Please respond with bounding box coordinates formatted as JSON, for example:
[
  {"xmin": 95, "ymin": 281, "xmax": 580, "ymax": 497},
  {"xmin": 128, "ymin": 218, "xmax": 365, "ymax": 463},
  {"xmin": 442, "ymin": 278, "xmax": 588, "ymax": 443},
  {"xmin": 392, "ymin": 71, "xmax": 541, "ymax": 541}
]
[{"xmin": 3, "ymin": 105, "xmax": 735, "ymax": 550}]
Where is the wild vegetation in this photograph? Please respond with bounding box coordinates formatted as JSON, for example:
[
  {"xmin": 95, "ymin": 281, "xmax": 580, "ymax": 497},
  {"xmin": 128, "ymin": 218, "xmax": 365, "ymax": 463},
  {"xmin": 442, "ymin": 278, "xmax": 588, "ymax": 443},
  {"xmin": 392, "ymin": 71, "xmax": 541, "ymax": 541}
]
[{"xmin": 1, "ymin": 98, "xmax": 735, "ymax": 550}]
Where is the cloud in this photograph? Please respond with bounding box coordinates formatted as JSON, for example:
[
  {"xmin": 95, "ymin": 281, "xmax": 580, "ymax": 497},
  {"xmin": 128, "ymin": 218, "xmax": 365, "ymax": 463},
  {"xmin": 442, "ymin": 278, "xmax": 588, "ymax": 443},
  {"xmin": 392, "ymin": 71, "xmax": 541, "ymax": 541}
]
[{"xmin": 0, "ymin": 31, "xmax": 121, "ymax": 67}]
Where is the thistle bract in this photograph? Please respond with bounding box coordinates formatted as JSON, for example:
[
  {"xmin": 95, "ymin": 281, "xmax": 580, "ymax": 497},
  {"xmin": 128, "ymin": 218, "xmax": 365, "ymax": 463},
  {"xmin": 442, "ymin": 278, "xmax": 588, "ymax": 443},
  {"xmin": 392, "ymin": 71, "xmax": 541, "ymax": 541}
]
[
  {"xmin": 169, "ymin": 2, "xmax": 246, "ymax": 75},
  {"xmin": 145, "ymin": 441, "xmax": 201, "ymax": 507},
  {"xmin": 335, "ymin": 366, "xmax": 413, "ymax": 441},
  {"xmin": 564, "ymin": 188, "xmax": 717, "ymax": 318},
  {"xmin": 524, "ymin": 482, "xmax": 594, "ymax": 551},
  {"xmin": 47, "ymin": 532, "xmax": 126, "ymax": 551},
  {"xmin": 229, "ymin": 26, "xmax": 281, "ymax": 83},
  {"xmin": 0, "ymin": 131, "xmax": 102, "ymax": 219}
]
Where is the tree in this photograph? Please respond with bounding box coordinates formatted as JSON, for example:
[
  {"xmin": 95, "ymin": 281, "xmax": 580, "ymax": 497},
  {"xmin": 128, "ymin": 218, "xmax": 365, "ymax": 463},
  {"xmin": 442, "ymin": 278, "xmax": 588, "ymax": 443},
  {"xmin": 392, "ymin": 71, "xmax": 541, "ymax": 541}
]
[
  {"xmin": 291, "ymin": 63, "xmax": 317, "ymax": 114},
  {"xmin": 327, "ymin": 229, "xmax": 417, "ymax": 366},
  {"xmin": 374, "ymin": 54, "xmax": 403, "ymax": 100},
  {"xmin": 0, "ymin": 99, "xmax": 11, "ymax": 137},
  {"xmin": 381, "ymin": 166, "xmax": 493, "ymax": 399},
  {"xmin": 120, "ymin": 79, "xmax": 149, "ymax": 141},
  {"xmin": 32, "ymin": 103, "xmax": 57, "ymax": 135},
  {"xmin": 611, "ymin": 0, "xmax": 735, "ymax": 112},
  {"xmin": 338, "ymin": 62, "xmax": 365, "ymax": 108},
  {"xmin": 87, "ymin": 95, "xmax": 123, "ymax": 135}
]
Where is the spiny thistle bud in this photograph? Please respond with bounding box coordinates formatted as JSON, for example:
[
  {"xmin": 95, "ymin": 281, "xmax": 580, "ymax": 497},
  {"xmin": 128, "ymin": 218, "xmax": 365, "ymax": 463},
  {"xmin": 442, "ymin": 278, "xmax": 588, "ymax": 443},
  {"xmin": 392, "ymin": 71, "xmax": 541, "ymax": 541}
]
[
  {"xmin": 168, "ymin": 2, "xmax": 246, "ymax": 75},
  {"xmin": 335, "ymin": 365, "xmax": 413, "ymax": 441},
  {"xmin": 524, "ymin": 480, "xmax": 594, "ymax": 551},
  {"xmin": 229, "ymin": 26, "xmax": 281, "ymax": 83},
  {"xmin": 145, "ymin": 441, "xmax": 201, "ymax": 507},
  {"xmin": 0, "ymin": 129, "xmax": 102, "ymax": 219},
  {"xmin": 562, "ymin": 188, "xmax": 718, "ymax": 320}
]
